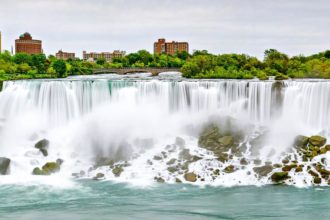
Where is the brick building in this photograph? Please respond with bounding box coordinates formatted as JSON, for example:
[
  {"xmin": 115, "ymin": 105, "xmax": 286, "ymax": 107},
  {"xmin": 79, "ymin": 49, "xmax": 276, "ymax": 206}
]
[
  {"xmin": 15, "ymin": 32, "xmax": 42, "ymax": 54},
  {"xmin": 154, "ymin": 38, "xmax": 189, "ymax": 55},
  {"xmin": 56, "ymin": 50, "xmax": 75, "ymax": 60},
  {"xmin": 83, "ymin": 50, "xmax": 126, "ymax": 62}
]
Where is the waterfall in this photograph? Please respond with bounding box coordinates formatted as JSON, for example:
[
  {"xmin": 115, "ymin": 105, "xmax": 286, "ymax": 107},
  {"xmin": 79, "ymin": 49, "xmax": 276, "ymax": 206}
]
[{"xmin": 1, "ymin": 78, "xmax": 330, "ymax": 186}]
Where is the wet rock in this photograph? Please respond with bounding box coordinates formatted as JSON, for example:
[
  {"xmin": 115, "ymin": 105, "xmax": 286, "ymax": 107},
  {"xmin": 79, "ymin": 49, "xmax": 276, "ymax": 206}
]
[
  {"xmin": 217, "ymin": 153, "xmax": 230, "ymax": 163},
  {"xmin": 294, "ymin": 135, "xmax": 309, "ymax": 149},
  {"xmin": 166, "ymin": 158, "xmax": 177, "ymax": 165},
  {"xmin": 295, "ymin": 166, "xmax": 303, "ymax": 172},
  {"xmin": 93, "ymin": 173, "xmax": 105, "ymax": 180},
  {"xmin": 313, "ymin": 177, "xmax": 322, "ymax": 184},
  {"xmin": 175, "ymin": 178, "xmax": 182, "ymax": 183},
  {"xmin": 309, "ymin": 136, "xmax": 326, "ymax": 147},
  {"xmin": 175, "ymin": 137, "xmax": 185, "ymax": 147},
  {"xmin": 153, "ymin": 155, "xmax": 162, "ymax": 160},
  {"xmin": 34, "ymin": 139, "xmax": 49, "ymax": 157},
  {"xmin": 308, "ymin": 170, "xmax": 319, "ymax": 178},
  {"xmin": 253, "ymin": 165, "xmax": 273, "ymax": 177},
  {"xmin": 184, "ymin": 172, "xmax": 197, "ymax": 182},
  {"xmin": 72, "ymin": 170, "xmax": 85, "ymax": 178},
  {"xmin": 218, "ymin": 136, "xmax": 233, "ymax": 147},
  {"xmin": 282, "ymin": 164, "xmax": 297, "ymax": 172},
  {"xmin": 213, "ymin": 169, "xmax": 220, "ymax": 176},
  {"xmin": 240, "ymin": 158, "xmax": 248, "ymax": 165},
  {"xmin": 224, "ymin": 165, "xmax": 235, "ymax": 173},
  {"xmin": 167, "ymin": 166, "xmax": 177, "ymax": 173},
  {"xmin": 112, "ymin": 165, "xmax": 124, "ymax": 177},
  {"xmin": 253, "ymin": 159, "xmax": 262, "ymax": 165},
  {"xmin": 94, "ymin": 157, "xmax": 115, "ymax": 168},
  {"xmin": 154, "ymin": 177, "xmax": 165, "ymax": 183},
  {"xmin": 0, "ymin": 157, "xmax": 10, "ymax": 175},
  {"xmin": 32, "ymin": 159, "xmax": 62, "ymax": 175},
  {"xmin": 271, "ymin": 172, "xmax": 289, "ymax": 182}
]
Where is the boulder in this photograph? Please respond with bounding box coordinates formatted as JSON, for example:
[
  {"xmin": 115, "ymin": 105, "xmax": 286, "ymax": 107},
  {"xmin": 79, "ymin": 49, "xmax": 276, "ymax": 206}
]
[
  {"xmin": 94, "ymin": 157, "xmax": 115, "ymax": 168},
  {"xmin": 93, "ymin": 173, "xmax": 105, "ymax": 180},
  {"xmin": 0, "ymin": 157, "xmax": 10, "ymax": 175},
  {"xmin": 224, "ymin": 165, "xmax": 235, "ymax": 173},
  {"xmin": 313, "ymin": 177, "xmax": 321, "ymax": 184},
  {"xmin": 218, "ymin": 136, "xmax": 234, "ymax": 147},
  {"xmin": 34, "ymin": 139, "xmax": 49, "ymax": 157},
  {"xmin": 32, "ymin": 159, "xmax": 62, "ymax": 175},
  {"xmin": 271, "ymin": 172, "xmax": 289, "ymax": 182},
  {"xmin": 253, "ymin": 165, "xmax": 273, "ymax": 177},
  {"xmin": 282, "ymin": 164, "xmax": 297, "ymax": 172},
  {"xmin": 309, "ymin": 136, "xmax": 327, "ymax": 147},
  {"xmin": 184, "ymin": 172, "xmax": 197, "ymax": 182},
  {"xmin": 112, "ymin": 165, "xmax": 124, "ymax": 177},
  {"xmin": 175, "ymin": 137, "xmax": 185, "ymax": 147},
  {"xmin": 294, "ymin": 135, "xmax": 309, "ymax": 148},
  {"xmin": 154, "ymin": 176, "xmax": 165, "ymax": 183}
]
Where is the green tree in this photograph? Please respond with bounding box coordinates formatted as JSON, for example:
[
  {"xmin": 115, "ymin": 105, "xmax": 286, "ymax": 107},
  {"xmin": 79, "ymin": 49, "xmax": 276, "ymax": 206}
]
[
  {"xmin": 96, "ymin": 58, "xmax": 106, "ymax": 65},
  {"xmin": 52, "ymin": 59, "xmax": 67, "ymax": 78}
]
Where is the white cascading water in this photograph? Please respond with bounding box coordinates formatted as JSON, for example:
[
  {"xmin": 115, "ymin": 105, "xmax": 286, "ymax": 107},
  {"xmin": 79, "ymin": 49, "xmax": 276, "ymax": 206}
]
[{"xmin": 0, "ymin": 77, "xmax": 329, "ymax": 187}]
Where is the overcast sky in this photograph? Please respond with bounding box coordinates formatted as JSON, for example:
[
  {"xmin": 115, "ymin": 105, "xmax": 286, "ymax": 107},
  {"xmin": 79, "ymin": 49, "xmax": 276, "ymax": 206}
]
[{"xmin": 1, "ymin": 0, "xmax": 330, "ymax": 59}]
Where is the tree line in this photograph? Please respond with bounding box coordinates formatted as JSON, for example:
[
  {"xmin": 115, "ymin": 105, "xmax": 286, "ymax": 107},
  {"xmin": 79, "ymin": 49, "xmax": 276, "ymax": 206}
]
[{"xmin": 1, "ymin": 49, "xmax": 330, "ymax": 81}]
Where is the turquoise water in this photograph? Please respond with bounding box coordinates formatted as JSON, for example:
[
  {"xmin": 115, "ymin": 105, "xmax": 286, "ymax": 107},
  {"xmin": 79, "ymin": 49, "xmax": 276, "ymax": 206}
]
[{"xmin": 0, "ymin": 181, "xmax": 329, "ymax": 220}]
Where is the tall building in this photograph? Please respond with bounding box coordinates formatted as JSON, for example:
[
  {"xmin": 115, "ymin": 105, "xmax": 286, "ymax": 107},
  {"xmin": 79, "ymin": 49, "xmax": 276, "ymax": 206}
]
[
  {"xmin": 56, "ymin": 50, "xmax": 75, "ymax": 60},
  {"xmin": 83, "ymin": 50, "xmax": 126, "ymax": 62},
  {"xmin": 154, "ymin": 38, "xmax": 189, "ymax": 55},
  {"xmin": 15, "ymin": 32, "xmax": 42, "ymax": 54}
]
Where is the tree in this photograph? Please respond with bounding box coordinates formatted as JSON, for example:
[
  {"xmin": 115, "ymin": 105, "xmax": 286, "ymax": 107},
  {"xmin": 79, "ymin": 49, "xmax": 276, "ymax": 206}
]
[
  {"xmin": 52, "ymin": 59, "xmax": 67, "ymax": 78},
  {"xmin": 31, "ymin": 54, "xmax": 47, "ymax": 73},
  {"xmin": 264, "ymin": 49, "xmax": 289, "ymax": 74},
  {"xmin": 13, "ymin": 53, "xmax": 31, "ymax": 65},
  {"xmin": 96, "ymin": 58, "xmax": 106, "ymax": 65}
]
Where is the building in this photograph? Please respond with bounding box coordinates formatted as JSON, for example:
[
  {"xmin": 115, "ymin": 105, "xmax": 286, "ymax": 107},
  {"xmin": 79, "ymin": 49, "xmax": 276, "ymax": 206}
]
[
  {"xmin": 15, "ymin": 32, "xmax": 42, "ymax": 54},
  {"xmin": 56, "ymin": 50, "xmax": 75, "ymax": 60},
  {"xmin": 83, "ymin": 50, "xmax": 126, "ymax": 62},
  {"xmin": 154, "ymin": 38, "xmax": 189, "ymax": 55}
]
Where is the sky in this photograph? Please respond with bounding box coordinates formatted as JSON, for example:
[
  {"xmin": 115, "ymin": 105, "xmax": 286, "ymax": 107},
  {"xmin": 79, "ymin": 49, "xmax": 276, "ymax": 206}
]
[{"xmin": 0, "ymin": 0, "xmax": 330, "ymax": 59}]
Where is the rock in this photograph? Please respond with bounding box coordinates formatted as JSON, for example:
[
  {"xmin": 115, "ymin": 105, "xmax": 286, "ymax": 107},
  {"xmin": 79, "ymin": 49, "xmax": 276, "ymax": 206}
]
[
  {"xmin": 112, "ymin": 165, "xmax": 124, "ymax": 177},
  {"xmin": 217, "ymin": 153, "xmax": 230, "ymax": 163},
  {"xmin": 93, "ymin": 173, "xmax": 105, "ymax": 180},
  {"xmin": 34, "ymin": 139, "xmax": 49, "ymax": 157},
  {"xmin": 308, "ymin": 170, "xmax": 319, "ymax": 178},
  {"xmin": 319, "ymin": 147, "xmax": 328, "ymax": 154},
  {"xmin": 56, "ymin": 158, "xmax": 64, "ymax": 165},
  {"xmin": 167, "ymin": 166, "xmax": 177, "ymax": 173},
  {"xmin": 313, "ymin": 177, "xmax": 321, "ymax": 184},
  {"xmin": 253, "ymin": 159, "xmax": 262, "ymax": 165},
  {"xmin": 224, "ymin": 165, "xmax": 235, "ymax": 173},
  {"xmin": 253, "ymin": 165, "xmax": 273, "ymax": 177},
  {"xmin": 175, "ymin": 178, "xmax": 182, "ymax": 183},
  {"xmin": 184, "ymin": 172, "xmax": 197, "ymax": 182},
  {"xmin": 282, "ymin": 164, "xmax": 297, "ymax": 172},
  {"xmin": 240, "ymin": 158, "xmax": 248, "ymax": 165},
  {"xmin": 166, "ymin": 158, "xmax": 177, "ymax": 165},
  {"xmin": 309, "ymin": 136, "xmax": 326, "ymax": 147},
  {"xmin": 295, "ymin": 166, "xmax": 303, "ymax": 172},
  {"xmin": 154, "ymin": 177, "xmax": 165, "ymax": 183},
  {"xmin": 294, "ymin": 135, "xmax": 309, "ymax": 148},
  {"xmin": 218, "ymin": 136, "xmax": 233, "ymax": 147},
  {"xmin": 32, "ymin": 160, "xmax": 61, "ymax": 175},
  {"xmin": 271, "ymin": 172, "xmax": 289, "ymax": 182},
  {"xmin": 42, "ymin": 162, "xmax": 60, "ymax": 174},
  {"xmin": 94, "ymin": 157, "xmax": 115, "ymax": 167},
  {"xmin": 0, "ymin": 157, "xmax": 10, "ymax": 175},
  {"xmin": 175, "ymin": 137, "xmax": 185, "ymax": 147},
  {"xmin": 153, "ymin": 155, "xmax": 162, "ymax": 160}
]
